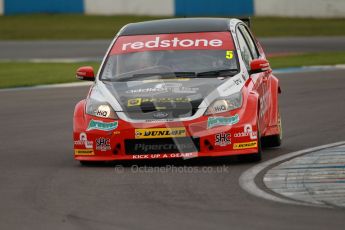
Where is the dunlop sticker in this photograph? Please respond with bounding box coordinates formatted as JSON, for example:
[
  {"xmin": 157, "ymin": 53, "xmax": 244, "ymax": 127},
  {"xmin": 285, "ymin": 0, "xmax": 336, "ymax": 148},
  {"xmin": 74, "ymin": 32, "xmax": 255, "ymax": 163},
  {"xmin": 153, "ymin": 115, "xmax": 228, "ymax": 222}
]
[
  {"xmin": 74, "ymin": 149, "xmax": 95, "ymax": 156},
  {"xmin": 233, "ymin": 141, "xmax": 257, "ymax": 150},
  {"xmin": 135, "ymin": 127, "xmax": 186, "ymax": 139}
]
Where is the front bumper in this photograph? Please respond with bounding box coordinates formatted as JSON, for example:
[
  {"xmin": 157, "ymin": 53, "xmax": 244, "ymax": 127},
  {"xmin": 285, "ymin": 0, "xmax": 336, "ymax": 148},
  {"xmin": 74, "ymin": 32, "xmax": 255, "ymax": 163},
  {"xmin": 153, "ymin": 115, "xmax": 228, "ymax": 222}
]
[{"xmin": 73, "ymin": 110, "xmax": 259, "ymax": 161}]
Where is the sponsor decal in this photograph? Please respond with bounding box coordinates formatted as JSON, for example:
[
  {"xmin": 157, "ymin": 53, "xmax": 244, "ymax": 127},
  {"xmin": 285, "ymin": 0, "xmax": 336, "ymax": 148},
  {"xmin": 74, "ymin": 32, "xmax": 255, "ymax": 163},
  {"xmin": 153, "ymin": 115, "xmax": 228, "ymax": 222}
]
[
  {"xmin": 213, "ymin": 104, "xmax": 227, "ymax": 113},
  {"xmin": 135, "ymin": 127, "xmax": 186, "ymax": 139},
  {"xmin": 74, "ymin": 149, "xmax": 94, "ymax": 156},
  {"xmin": 96, "ymin": 110, "xmax": 108, "ymax": 117},
  {"xmin": 128, "ymin": 98, "xmax": 142, "ymax": 106},
  {"xmin": 207, "ymin": 114, "xmax": 239, "ymax": 129},
  {"xmin": 96, "ymin": 137, "xmax": 111, "ymax": 151},
  {"xmin": 126, "ymin": 84, "xmax": 198, "ymax": 95},
  {"xmin": 95, "ymin": 105, "xmax": 111, "ymax": 118},
  {"xmin": 233, "ymin": 141, "xmax": 258, "ymax": 150},
  {"xmin": 111, "ymin": 32, "xmax": 234, "ymax": 55},
  {"xmin": 87, "ymin": 120, "xmax": 118, "ymax": 131},
  {"xmin": 233, "ymin": 78, "xmax": 242, "ymax": 85},
  {"xmin": 215, "ymin": 133, "xmax": 231, "ymax": 146},
  {"xmin": 152, "ymin": 111, "xmax": 169, "ymax": 119},
  {"xmin": 132, "ymin": 152, "xmax": 196, "ymax": 159},
  {"xmin": 74, "ymin": 132, "xmax": 93, "ymax": 148},
  {"xmin": 145, "ymin": 119, "xmax": 174, "ymax": 123},
  {"xmin": 126, "ymin": 88, "xmax": 166, "ymax": 94},
  {"xmin": 225, "ymin": 50, "xmax": 234, "ymax": 59},
  {"xmin": 134, "ymin": 143, "xmax": 194, "ymax": 152},
  {"xmin": 154, "ymin": 83, "xmax": 198, "ymax": 94},
  {"xmin": 234, "ymin": 124, "xmax": 258, "ymax": 140},
  {"xmin": 128, "ymin": 97, "xmax": 191, "ymax": 107}
]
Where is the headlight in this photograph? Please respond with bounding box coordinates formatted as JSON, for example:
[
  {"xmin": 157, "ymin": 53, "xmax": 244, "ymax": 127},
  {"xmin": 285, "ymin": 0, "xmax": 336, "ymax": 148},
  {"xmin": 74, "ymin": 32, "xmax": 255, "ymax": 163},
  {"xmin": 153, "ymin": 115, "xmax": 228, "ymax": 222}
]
[
  {"xmin": 205, "ymin": 92, "xmax": 242, "ymax": 115},
  {"xmin": 86, "ymin": 99, "xmax": 117, "ymax": 119}
]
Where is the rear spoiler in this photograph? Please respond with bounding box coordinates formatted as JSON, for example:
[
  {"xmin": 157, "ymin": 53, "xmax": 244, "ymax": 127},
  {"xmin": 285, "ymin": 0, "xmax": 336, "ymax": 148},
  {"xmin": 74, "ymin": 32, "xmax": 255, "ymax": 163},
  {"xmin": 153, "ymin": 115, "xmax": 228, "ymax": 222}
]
[{"xmin": 239, "ymin": 17, "xmax": 251, "ymax": 28}]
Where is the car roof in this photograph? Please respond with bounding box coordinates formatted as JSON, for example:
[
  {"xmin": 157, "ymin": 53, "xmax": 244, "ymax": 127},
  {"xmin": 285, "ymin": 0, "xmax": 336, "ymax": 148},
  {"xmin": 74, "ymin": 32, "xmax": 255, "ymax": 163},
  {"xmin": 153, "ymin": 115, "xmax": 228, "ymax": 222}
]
[{"xmin": 119, "ymin": 18, "xmax": 233, "ymax": 36}]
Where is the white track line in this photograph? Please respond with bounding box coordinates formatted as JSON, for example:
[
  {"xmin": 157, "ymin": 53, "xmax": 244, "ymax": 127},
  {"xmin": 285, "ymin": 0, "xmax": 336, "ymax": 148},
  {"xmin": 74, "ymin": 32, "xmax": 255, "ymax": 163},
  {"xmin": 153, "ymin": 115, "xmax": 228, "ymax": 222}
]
[
  {"xmin": 239, "ymin": 141, "xmax": 345, "ymax": 207},
  {"xmin": 0, "ymin": 82, "xmax": 93, "ymax": 92},
  {"xmin": 1, "ymin": 64, "xmax": 345, "ymax": 92}
]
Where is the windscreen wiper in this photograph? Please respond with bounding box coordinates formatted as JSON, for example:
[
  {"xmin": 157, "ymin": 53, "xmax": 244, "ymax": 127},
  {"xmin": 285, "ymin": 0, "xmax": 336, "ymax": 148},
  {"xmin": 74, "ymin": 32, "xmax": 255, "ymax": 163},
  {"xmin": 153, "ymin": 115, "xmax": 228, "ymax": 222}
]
[
  {"xmin": 132, "ymin": 72, "xmax": 196, "ymax": 78},
  {"xmin": 197, "ymin": 69, "xmax": 238, "ymax": 78},
  {"xmin": 104, "ymin": 72, "xmax": 196, "ymax": 82}
]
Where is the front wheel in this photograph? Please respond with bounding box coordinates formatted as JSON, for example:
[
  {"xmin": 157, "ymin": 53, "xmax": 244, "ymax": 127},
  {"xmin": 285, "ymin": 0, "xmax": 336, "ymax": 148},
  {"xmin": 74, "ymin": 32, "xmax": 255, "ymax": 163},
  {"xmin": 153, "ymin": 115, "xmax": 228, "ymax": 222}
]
[{"xmin": 241, "ymin": 136, "xmax": 262, "ymax": 162}]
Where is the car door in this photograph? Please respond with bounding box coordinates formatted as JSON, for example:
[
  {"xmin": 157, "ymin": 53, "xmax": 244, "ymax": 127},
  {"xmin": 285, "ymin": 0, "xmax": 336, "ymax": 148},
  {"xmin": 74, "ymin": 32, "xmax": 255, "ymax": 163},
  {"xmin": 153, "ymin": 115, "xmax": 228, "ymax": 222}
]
[{"xmin": 236, "ymin": 24, "xmax": 271, "ymax": 132}]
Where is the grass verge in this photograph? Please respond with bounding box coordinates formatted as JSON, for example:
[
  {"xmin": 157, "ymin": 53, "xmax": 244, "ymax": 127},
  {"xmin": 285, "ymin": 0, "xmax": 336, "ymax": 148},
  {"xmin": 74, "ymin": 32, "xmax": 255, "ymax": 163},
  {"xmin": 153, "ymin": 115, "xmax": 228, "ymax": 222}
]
[
  {"xmin": 1, "ymin": 51, "xmax": 345, "ymax": 89},
  {"xmin": 0, "ymin": 62, "xmax": 99, "ymax": 88},
  {"xmin": 0, "ymin": 15, "xmax": 344, "ymax": 40},
  {"xmin": 268, "ymin": 51, "xmax": 345, "ymax": 69}
]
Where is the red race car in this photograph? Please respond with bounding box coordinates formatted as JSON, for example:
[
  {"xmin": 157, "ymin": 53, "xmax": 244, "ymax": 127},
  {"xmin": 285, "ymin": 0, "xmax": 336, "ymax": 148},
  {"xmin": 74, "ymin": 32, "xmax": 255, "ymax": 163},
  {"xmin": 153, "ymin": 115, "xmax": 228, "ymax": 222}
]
[{"xmin": 73, "ymin": 18, "xmax": 282, "ymax": 164}]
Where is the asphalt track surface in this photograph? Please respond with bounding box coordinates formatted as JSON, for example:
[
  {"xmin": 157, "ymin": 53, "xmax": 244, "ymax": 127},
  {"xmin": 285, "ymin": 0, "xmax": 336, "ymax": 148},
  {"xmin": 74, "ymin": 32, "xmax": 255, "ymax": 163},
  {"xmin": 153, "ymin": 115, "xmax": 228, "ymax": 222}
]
[
  {"xmin": 1, "ymin": 36, "xmax": 345, "ymax": 60},
  {"xmin": 1, "ymin": 69, "xmax": 345, "ymax": 229}
]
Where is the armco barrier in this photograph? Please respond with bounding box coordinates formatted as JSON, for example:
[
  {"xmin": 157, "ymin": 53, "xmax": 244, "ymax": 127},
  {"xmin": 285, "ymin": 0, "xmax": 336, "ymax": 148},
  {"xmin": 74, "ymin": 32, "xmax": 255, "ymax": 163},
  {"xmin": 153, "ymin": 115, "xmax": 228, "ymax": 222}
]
[
  {"xmin": 0, "ymin": 0, "xmax": 3, "ymax": 15},
  {"xmin": 175, "ymin": 0, "xmax": 254, "ymax": 16},
  {"xmin": 1, "ymin": 0, "xmax": 344, "ymax": 18},
  {"xmin": 84, "ymin": 0, "xmax": 174, "ymax": 16},
  {"xmin": 3, "ymin": 0, "xmax": 84, "ymax": 15},
  {"xmin": 255, "ymin": 0, "xmax": 345, "ymax": 18}
]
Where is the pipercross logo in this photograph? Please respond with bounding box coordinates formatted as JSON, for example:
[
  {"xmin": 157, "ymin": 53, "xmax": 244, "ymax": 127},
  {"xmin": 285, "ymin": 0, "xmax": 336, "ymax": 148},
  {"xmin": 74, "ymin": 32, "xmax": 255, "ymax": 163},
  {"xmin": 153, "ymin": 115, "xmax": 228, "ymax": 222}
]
[
  {"xmin": 111, "ymin": 32, "xmax": 234, "ymax": 54},
  {"xmin": 134, "ymin": 143, "xmax": 194, "ymax": 152}
]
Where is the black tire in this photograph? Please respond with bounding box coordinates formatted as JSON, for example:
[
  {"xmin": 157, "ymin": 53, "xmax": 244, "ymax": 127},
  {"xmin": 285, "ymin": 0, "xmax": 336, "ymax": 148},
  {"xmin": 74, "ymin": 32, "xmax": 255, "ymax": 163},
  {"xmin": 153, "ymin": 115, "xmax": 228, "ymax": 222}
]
[
  {"xmin": 79, "ymin": 161, "xmax": 101, "ymax": 166},
  {"xmin": 262, "ymin": 111, "xmax": 282, "ymax": 148},
  {"xmin": 241, "ymin": 135, "xmax": 262, "ymax": 162}
]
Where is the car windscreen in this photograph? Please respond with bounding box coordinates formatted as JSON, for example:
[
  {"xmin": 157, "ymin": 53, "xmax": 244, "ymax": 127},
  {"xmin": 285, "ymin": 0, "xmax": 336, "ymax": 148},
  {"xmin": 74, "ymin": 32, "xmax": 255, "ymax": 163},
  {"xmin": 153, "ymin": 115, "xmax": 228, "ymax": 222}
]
[{"xmin": 101, "ymin": 32, "xmax": 238, "ymax": 82}]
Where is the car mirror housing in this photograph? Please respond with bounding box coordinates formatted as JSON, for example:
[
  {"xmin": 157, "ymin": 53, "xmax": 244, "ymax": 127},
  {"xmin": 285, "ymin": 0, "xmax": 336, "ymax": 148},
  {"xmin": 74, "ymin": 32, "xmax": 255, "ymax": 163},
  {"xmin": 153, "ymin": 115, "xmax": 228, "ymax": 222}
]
[
  {"xmin": 76, "ymin": 66, "xmax": 95, "ymax": 81},
  {"xmin": 249, "ymin": 59, "xmax": 271, "ymax": 75}
]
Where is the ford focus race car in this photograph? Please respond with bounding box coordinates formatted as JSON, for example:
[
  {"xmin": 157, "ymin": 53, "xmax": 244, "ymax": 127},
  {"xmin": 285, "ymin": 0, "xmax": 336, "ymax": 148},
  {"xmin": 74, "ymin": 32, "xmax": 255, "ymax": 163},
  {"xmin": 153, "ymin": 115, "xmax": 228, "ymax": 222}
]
[{"xmin": 73, "ymin": 18, "xmax": 282, "ymax": 164}]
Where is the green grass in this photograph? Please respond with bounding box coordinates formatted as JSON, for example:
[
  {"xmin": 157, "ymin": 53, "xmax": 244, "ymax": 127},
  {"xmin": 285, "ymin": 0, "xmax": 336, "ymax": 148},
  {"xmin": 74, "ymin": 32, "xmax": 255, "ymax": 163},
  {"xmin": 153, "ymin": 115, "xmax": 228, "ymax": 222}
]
[
  {"xmin": 0, "ymin": 15, "xmax": 168, "ymax": 40},
  {"xmin": 269, "ymin": 51, "xmax": 345, "ymax": 69},
  {"xmin": 0, "ymin": 15, "xmax": 345, "ymax": 40},
  {"xmin": 252, "ymin": 17, "xmax": 345, "ymax": 37},
  {"xmin": 0, "ymin": 62, "xmax": 99, "ymax": 88},
  {"xmin": 1, "ymin": 51, "xmax": 345, "ymax": 89}
]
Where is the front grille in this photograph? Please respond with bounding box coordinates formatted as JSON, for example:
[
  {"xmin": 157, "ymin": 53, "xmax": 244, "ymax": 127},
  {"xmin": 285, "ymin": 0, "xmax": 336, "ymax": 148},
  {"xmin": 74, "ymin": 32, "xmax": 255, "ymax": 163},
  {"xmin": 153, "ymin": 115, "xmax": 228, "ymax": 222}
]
[
  {"xmin": 125, "ymin": 137, "xmax": 200, "ymax": 155},
  {"xmin": 124, "ymin": 99, "xmax": 202, "ymax": 120}
]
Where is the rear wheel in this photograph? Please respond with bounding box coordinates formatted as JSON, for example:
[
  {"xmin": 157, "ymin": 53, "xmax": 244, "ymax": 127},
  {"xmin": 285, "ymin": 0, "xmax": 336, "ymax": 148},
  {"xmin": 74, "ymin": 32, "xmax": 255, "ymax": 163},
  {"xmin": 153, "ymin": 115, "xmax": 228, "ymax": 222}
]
[{"xmin": 262, "ymin": 111, "xmax": 282, "ymax": 148}]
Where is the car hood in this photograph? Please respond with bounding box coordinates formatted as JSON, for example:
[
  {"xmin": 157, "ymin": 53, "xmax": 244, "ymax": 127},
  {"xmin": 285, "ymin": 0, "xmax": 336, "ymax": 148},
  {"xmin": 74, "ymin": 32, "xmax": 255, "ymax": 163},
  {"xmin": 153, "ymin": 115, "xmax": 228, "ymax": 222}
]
[{"xmin": 102, "ymin": 78, "xmax": 226, "ymax": 119}]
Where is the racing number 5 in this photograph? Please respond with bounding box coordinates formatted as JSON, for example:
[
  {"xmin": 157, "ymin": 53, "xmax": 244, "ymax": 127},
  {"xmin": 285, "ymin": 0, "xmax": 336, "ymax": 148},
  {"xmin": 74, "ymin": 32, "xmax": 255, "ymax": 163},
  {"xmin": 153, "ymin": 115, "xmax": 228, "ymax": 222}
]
[{"xmin": 226, "ymin": 51, "xmax": 233, "ymax": 59}]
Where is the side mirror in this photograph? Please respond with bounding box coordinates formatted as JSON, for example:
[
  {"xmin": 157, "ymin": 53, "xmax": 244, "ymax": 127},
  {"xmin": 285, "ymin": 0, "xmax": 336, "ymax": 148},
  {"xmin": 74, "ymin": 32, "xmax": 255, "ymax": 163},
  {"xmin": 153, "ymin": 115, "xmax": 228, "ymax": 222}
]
[
  {"xmin": 249, "ymin": 59, "xmax": 271, "ymax": 75},
  {"xmin": 76, "ymin": 66, "xmax": 95, "ymax": 81}
]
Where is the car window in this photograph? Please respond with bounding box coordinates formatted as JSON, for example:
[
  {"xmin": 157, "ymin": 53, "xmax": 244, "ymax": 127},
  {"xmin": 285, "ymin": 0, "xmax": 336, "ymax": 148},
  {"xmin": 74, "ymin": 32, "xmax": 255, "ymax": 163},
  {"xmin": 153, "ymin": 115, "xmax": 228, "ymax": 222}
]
[
  {"xmin": 236, "ymin": 30, "xmax": 253, "ymax": 69},
  {"xmin": 101, "ymin": 32, "xmax": 239, "ymax": 81},
  {"xmin": 239, "ymin": 25, "xmax": 259, "ymax": 59}
]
